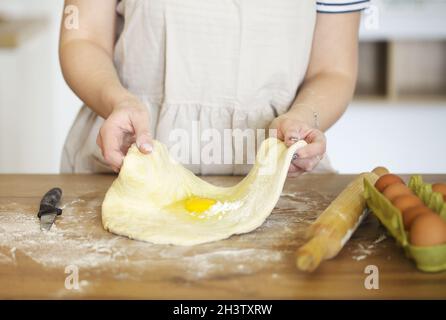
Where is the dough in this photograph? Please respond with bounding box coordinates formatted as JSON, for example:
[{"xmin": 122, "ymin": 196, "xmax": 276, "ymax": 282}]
[{"xmin": 102, "ymin": 137, "xmax": 306, "ymax": 245}]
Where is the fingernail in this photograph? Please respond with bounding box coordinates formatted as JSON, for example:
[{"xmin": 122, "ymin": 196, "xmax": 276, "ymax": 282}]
[{"xmin": 142, "ymin": 143, "xmax": 153, "ymax": 153}]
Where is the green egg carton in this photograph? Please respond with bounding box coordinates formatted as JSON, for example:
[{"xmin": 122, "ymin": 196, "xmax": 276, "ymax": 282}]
[
  {"xmin": 408, "ymin": 175, "xmax": 446, "ymax": 219},
  {"xmin": 363, "ymin": 178, "xmax": 446, "ymax": 273}
]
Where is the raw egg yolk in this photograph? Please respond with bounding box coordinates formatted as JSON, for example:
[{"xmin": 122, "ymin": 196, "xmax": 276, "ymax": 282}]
[{"xmin": 185, "ymin": 197, "xmax": 216, "ymax": 213}]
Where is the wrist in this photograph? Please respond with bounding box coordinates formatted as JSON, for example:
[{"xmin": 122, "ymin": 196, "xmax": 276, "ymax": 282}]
[
  {"xmin": 112, "ymin": 95, "xmax": 142, "ymax": 112},
  {"xmin": 100, "ymin": 85, "xmax": 137, "ymax": 115},
  {"xmin": 285, "ymin": 108, "xmax": 318, "ymax": 129}
]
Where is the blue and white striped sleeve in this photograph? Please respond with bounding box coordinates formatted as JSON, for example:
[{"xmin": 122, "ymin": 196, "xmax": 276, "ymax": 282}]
[{"xmin": 316, "ymin": 0, "xmax": 371, "ymax": 13}]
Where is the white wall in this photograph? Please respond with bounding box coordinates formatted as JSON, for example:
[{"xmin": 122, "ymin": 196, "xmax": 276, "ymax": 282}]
[
  {"xmin": 0, "ymin": 0, "xmax": 81, "ymax": 173},
  {"xmin": 326, "ymin": 102, "xmax": 446, "ymax": 174}
]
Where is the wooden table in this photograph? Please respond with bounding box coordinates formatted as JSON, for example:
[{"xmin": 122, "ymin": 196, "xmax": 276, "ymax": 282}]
[{"xmin": 0, "ymin": 174, "xmax": 445, "ymax": 299}]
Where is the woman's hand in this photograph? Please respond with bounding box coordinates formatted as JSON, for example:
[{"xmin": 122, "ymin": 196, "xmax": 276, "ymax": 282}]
[
  {"xmin": 96, "ymin": 97, "xmax": 153, "ymax": 172},
  {"xmin": 270, "ymin": 112, "xmax": 326, "ymax": 176}
]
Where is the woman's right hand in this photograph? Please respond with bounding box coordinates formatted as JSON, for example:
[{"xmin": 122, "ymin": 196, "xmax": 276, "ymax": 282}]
[{"xmin": 96, "ymin": 97, "xmax": 153, "ymax": 172}]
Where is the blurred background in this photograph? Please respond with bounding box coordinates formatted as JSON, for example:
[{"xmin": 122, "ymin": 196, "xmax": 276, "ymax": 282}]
[{"xmin": 0, "ymin": 0, "xmax": 445, "ymax": 174}]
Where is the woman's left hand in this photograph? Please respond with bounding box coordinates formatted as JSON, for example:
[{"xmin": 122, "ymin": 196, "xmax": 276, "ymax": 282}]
[{"xmin": 270, "ymin": 112, "xmax": 327, "ymax": 176}]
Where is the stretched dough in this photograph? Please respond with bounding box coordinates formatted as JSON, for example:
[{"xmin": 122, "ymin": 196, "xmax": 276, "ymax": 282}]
[{"xmin": 102, "ymin": 138, "xmax": 306, "ymax": 245}]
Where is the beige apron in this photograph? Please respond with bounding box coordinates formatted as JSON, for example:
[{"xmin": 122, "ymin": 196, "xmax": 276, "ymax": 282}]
[{"xmin": 61, "ymin": 0, "xmax": 334, "ymax": 174}]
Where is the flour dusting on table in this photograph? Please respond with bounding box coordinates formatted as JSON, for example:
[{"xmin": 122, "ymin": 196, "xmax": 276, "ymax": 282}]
[
  {"xmin": 0, "ymin": 188, "xmax": 383, "ymax": 290},
  {"xmin": 0, "ymin": 196, "xmax": 309, "ymax": 282},
  {"xmin": 351, "ymin": 233, "xmax": 388, "ymax": 261}
]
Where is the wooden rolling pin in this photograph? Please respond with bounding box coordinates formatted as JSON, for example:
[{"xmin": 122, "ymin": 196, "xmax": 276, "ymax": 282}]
[{"xmin": 296, "ymin": 166, "xmax": 389, "ymax": 272}]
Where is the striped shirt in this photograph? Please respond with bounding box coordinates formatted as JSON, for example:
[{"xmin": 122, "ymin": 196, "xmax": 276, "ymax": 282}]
[{"xmin": 316, "ymin": 0, "xmax": 370, "ymax": 13}]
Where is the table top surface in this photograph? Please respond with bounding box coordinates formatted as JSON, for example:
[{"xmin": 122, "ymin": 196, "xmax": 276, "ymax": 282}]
[{"xmin": 0, "ymin": 174, "xmax": 445, "ymax": 299}]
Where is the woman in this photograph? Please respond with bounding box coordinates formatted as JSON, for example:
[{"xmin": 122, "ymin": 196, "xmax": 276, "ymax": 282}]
[{"xmin": 60, "ymin": 0, "xmax": 369, "ymax": 175}]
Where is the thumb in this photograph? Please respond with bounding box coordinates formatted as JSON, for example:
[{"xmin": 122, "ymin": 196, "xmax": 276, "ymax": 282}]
[
  {"xmin": 130, "ymin": 109, "xmax": 153, "ymax": 154},
  {"xmin": 136, "ymin": 133, "xmax": 153, "ymax": 154}
]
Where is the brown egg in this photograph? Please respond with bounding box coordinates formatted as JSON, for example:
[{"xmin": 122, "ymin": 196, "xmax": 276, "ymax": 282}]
[
  {"xmin": 432, "ymin": 183, "xmax": 446, "ymax": 201},
  {"xmin": 375, "ymin": 174, "xmax": 404, "ymax": 192},
  {"xmin": 410, "ymin": 213, "xmax": 446, "ymax": 246},
  {"xmin": 402, "ymin": 205, "xmax": 434, "ymax": 230},
  {"xmin": 392, "ymin": 194, "xmax": 423, "ymax": 213},
  {"xmin": 383, "ymin": 183, "xmax": 413, "ymax": 202}
]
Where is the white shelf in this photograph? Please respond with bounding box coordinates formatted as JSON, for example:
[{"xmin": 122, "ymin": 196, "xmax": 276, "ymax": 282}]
[
  {"xmin": 326, "ymin": 101, "xmax": 446, "ymax": 174},
  {"xmin": 355, "ymin": 39, "xmax": 446, "ymax": 101},
  {"xmin": 359, "ymin": 0, "xmax": 446, "ymax": 41}
]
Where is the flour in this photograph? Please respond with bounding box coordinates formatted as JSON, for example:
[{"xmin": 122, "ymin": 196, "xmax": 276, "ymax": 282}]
[
  {"xmin": 353, "ymin": 255, "xmax": 367, "ymax": 261},
  {"xmin": 280, "ymin": 191, "xmax": 331, "ymax": 212},
  {"xmin": 351, "ymin": 233, "xmax": 388, "ymax": 261},
  {"xmin": 60, "ymin": 199, "xmax": 85, "ymax": 209},
  {"xmin": 0, "ymin": 205, "xmax": 127, "ymax": 270},
  {"xmin": 373, "ymin": 233, "xmax": 387, "ymax": 245},
  {"xmin": 0, "ymin": 200, "xmax": 289, "ymax": 282},
  {"xmin": 0, "ymin": 188, "xmax": 382, "ymax": 284},
  {"xmin": 196, "ymin": 200, "xmax": 244, "ymax": 219}
]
